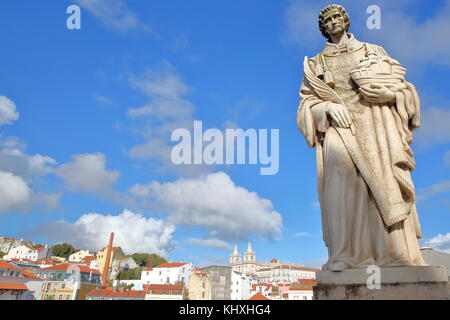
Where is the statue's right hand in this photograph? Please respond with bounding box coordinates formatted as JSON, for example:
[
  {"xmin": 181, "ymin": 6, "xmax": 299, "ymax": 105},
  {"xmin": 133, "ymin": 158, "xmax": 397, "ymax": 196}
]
[{"xmin": 326, "ymin": 103, "xmax": 353, "ymax": 128}]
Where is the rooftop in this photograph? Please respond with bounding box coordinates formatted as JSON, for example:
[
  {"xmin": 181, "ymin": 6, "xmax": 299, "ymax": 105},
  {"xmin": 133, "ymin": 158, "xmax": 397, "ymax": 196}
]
[
  {"xmin": 144, "ymin": 284, "xmax": 184, "ymax": 295},
  {"xmin": 249, "ymin": 292, "xmax": 271, "ymax": 300},
  {"xmin": 153, "ymin": 262, "xmax": 188, "ymax": 268},
  {"xmin": 39, "ymin": 264, "xmax": 100, "ymax": 275},
  {"xmin": 87, "ymin": 287, "xmax": 145, "ymax": 298},
  {"xmin": 0, "ymin": 282, "xmax": 28, "ymax": 291}
]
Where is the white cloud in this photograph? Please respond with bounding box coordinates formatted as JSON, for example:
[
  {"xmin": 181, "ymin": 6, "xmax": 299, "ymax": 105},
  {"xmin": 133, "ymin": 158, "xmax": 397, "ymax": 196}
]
[
  {"xmin": 126, "ymin": 61, "xmax": 208, "ymax": 176},
  {"xmin": 414, "ymin": 107, "xmax": 450, "ymax": 147},
  {"xmin": 0, "ymin": 170, "xmax": 60, "ymax": 214},
  {"xmin": 0, "ymin": 96, "xmax": 19, "ymax": 126},
  {"xmin": 0, "ymin": 148, "xmax": 57, "ymax": 180},
  {"xmin": 129, "ymin": 171, "xmax": 283, "ymax": 241},
  {"xmin": 91, "ymin": 93, "xmax": 114, "ymax": 105},
  {"xmin": 444, "ymin": 151, "xmax": 450, "ymax": 167},
  {"xmin": 187, "ymin": 238, "xmax": 232, "ymax": 251},
  {"xmin": 417, "ymin": 180, "xmax": 450, "ymax": 202},
  {"xmin": 33, "ymin": 209, "xmax": 175, "ymax": 256},
  {"xmin": 55, "ymin": 153, "xmax": 120, "ymax": 200},
  {"xmin": 0, "ymin": 136, "xmax": 26, "ymax": 151},
  {"xmin": 294, "ymin": 232, "xmax": 312, "ymax": 237},
  {"xmin": 0, "ymin": 171, "xmax": 31, "ymax": 213},
  {"xmin": 360, "ymin": 0, "xmax": 450, "ymax": 69},
  {"xmin": 423, "ymin": 233, "xmax": 450, "ymax": 253},
  {"xmin": 73, "ymin": 0, "xmax": 148, "ymax": 32}
]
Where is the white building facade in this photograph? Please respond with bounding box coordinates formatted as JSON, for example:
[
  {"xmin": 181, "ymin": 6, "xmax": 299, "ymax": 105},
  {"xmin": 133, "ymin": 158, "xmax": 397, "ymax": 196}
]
[
  {"xmin": 140, "ymin": 263, "xmax": 194, "ymax": 288},
  {"xmin": 255, "ymin": 265, "xmax": 317, "ymax": 284},
  {"xmin": 231, "ymin": 271, "xmax": 257, "ymax": 300},
  {"xmin": 4, "ymin": 245, "xmax": 52, "ymax": 262},
  {"xmin": 68, "ymin": 250, "xmax": 95, "ymax": 262}
]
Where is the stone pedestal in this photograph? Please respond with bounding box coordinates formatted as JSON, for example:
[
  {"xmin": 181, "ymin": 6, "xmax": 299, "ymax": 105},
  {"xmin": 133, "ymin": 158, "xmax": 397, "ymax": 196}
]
[{"xmin": 314, "ymin": 265, "xmax": 450, "ymax": 300}]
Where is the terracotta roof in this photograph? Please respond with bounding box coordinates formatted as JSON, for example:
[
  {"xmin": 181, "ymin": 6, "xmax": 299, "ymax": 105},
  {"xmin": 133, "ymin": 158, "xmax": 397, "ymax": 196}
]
[
  {"xmin": 87, "ymin": 287, "xmax": 145, "ymax": 298},
  {"xmin": 194, "ymin": 272, "xmax": 208, "ymax": 276},
  {"xmin": 40, "ymin": 264, "xmax": 100, "ymax": 275},
  {"xmin": 298, "ymin": 279, "xmax": 316, "ymax": 286},
  {"xmin": 115, "ymin": 256, "xmax": 131, "ymax": 261},
  {"xmin": 289, "ymin": 287, "xmax": 313, "ymax": 291},
  {"xmin": 144, "ymin": 268, "xmax": 153, "ymax": 271},
  {"xmin": 0, "ymin": 282, "xmax": 28, "ymax": 290},
  {"xmin": 22, "ymin": 270, "xmax": 42, "ymax": 280},
  {"xmin": 143, "ymin": 284, "xmax": 184, "ymax": 295},
  {"xmin": 249, "ymin": 292, "xmax": 271, "ymax": 300},
  {"xmin": 154, "ymin": 262, "xmax": 188, "ymax": 268},
  {"xmin": 0, "ymin": 261, "xmax": 22, "ymax": 271},
  {"xmin": 270, "ymin": 258, "xmax": 279, "ymax": 263},
  {"xmin": 83, "ymin": 256, "xmax": 95, "ymax": 261},
  {"xmin": 10, "ymin": 258, "xmax": 33, "ymax": 263}
]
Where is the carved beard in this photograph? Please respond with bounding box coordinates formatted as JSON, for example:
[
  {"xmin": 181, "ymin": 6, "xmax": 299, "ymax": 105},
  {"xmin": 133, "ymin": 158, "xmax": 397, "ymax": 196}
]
[{"xmin": 327, "ymin": 24, "xmax": 344, "ymax": 37}]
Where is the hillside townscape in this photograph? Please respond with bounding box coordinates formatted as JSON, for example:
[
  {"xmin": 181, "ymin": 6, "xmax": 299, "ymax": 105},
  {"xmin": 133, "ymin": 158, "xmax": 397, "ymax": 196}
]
[{"xmin": 1, "ymin": 234, "xmax": 449, "ymax": 300}]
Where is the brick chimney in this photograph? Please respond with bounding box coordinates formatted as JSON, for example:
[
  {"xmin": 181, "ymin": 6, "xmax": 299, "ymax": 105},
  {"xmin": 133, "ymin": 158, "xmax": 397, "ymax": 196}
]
[{"xmin": 101, "ymin": 232, "xmax": 114, "ymax": 287}]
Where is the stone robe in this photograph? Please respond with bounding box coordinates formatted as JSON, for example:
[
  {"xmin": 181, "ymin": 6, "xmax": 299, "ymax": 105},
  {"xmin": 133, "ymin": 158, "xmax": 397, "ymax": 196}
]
[{"xmin": 297, "ymin": 34, "xmax": 426, "ymax": 271}]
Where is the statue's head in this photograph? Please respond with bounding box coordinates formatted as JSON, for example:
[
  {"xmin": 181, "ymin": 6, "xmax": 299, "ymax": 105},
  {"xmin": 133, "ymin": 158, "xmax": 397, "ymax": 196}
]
[{"xmin": 318, "ymin": 4, "xmax": 350, "ymax": 41}]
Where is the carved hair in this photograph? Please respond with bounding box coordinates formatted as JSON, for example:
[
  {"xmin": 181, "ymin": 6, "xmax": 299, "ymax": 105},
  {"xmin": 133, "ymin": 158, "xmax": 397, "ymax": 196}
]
[{"xmin": 318, "ymin": 4, "xmax": 350, "ymax": 41}]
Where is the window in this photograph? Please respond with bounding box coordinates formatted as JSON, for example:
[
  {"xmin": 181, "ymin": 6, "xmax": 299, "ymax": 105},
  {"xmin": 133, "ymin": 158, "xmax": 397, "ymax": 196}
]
[
  {"xmin": 66, "ymin": 295, "xmax": 71, "ymax": 300},
  {"xmin": 202, "ymin": 292, "xmax": 205, "ymax": 298},
  {"xmin": 202, "ymin": 282, "xmax": 206, "ymax": 289},
  {"xmin": 162, "ymin": 290, "xmax": 166, "ymax": 294}
]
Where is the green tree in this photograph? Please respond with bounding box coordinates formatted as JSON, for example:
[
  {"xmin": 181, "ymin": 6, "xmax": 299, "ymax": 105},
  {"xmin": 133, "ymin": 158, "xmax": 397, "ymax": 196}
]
[
  {"xmin": 33, "ymin": 244, "xmax": 44, "ymax": 250},
  {"xmin": 130, "ymin": 253, "xmax": 167, "ymax": 267},
  {"xmin": 52, "ymin": 243, "xmax": 78, "ymax": 259},
  {"xmin": 117, "ymin": 267, "xmax": 144, "ymax": 280},
  {"xmin": 145, "ymin": 254, "xmax": 168, "ymax": 268},
  {"xmin": 0, "ymin": 251, "xmax": 6, "ymax": 259}
]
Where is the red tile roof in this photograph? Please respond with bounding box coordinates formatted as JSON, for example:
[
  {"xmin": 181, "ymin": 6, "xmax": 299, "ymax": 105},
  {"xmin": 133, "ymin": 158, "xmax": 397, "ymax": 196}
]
[
  {"xmin": 115, "ymin": 256, "xmax": 131, "ymax": 261},
  {"xmin": 40, "ymin": 264, "xmax": 100, "ymax": 275},
  {"xmin": 143, "ymin": 284, "xmax": 184, "ymax": 295},
  {"xmin": 0, "ymin": 261, "xmax": 22, "ymax": 271},
  {"xmin": 289, "ymin": 287, "xmax": 313, "ymax": 291},
  {"xmin": 297, "ymin": 279, "xmax": 316, "ymax": 286},
  {"xmin": 154, "ymin": 262, "xmax": 188, "ymax": 268},
  {"xmin": 82, "ymin": 256, "xmax": 95, "ymax": 261},
  {"xmin": 0, "ymin": 282, "xmax": 28, "ymax": 290},
  {"xmin": 22, "ymin": 270, "xmax": 42, "ymax": 280},
  {"xmin": 249, "ymin": 292, "xmax": 271, "ymax": 300},
  {"xmin": 87, "ymin": 287, "xmax": 145, "ymax": 298}
]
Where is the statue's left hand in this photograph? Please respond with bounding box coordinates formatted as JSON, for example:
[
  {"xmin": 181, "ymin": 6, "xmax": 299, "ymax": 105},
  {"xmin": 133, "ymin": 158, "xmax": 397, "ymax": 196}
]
[{"xmin": 359, "ymin": 84, "xmax": 396, "ymax": 104}]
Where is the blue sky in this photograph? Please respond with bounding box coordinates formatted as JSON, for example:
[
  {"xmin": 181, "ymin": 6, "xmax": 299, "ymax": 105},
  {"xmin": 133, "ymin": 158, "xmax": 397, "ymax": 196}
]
[{"xmin": 0, "ymin": 0, "xmax": 449, "ymax": 268}]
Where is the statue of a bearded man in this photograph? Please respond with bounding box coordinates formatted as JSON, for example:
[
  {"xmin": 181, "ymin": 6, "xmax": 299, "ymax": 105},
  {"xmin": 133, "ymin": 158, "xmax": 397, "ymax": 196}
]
[{"xmin": 297, "ymin": 4, "xmax": 426, "ymax": 271}]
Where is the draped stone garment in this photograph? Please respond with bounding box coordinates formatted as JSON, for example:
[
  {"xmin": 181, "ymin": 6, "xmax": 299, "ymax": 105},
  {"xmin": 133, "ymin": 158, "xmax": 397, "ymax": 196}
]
[{"xmin": 297, "ymin": 35, "xmax": 426, "ymax": 270}]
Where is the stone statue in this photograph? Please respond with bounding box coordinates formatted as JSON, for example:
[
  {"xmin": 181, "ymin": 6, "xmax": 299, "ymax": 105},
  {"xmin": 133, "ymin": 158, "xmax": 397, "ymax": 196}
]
[{"xmin": 297, "ymin": 4, "xmax": 427, "ymax": 272}]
